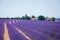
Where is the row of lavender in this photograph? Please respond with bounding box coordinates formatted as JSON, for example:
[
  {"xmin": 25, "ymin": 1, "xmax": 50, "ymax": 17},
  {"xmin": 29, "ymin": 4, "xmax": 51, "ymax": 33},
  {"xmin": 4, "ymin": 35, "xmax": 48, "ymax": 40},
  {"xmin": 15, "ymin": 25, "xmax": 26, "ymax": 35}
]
[
  {"xmin": 0, "ymin": 19, "xmax": 7, "ymax": 40},
  {"xmin": 6, "ymin": 21, "xmax": 28, "ymax": 40},
  {"xmin": 0, "ymin": 19, "xmax": 60, "ymax": 40},
  {"xmin": 11, "ymin": 20, "xmax": 60, "ymax": 40},
  {"xmin": 0, "ymin": 19, "xmax": 28, "ymax": 40}
]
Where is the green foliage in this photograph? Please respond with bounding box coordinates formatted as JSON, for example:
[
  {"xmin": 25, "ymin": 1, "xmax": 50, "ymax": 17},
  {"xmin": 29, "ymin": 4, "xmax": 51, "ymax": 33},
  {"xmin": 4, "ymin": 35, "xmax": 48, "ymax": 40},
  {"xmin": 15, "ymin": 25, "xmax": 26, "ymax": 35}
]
[
  {"xmin": 24, "ymin": 14, "xmax": 31, "ymax": 20},
  {"xmin": 38, "ymin": 15, "xmax": 45, "ymax": 20},
  {"xmin": 51, "ymin": 17, "xmax": 56, "ymax": 21},
  {"xmin": 32, "ymin": 15, "xmax": 35, "ymax": 18},
  {"xmin": 21, "ymin": 14, "xmax": 31, "ymax": 20},
  {"xmin": 14, "ymin": 16, "xmax": 20, "ymax": 19},
  {"xmin": 21, "ymin": 16, "xmax": 25, "ymax": 19}
]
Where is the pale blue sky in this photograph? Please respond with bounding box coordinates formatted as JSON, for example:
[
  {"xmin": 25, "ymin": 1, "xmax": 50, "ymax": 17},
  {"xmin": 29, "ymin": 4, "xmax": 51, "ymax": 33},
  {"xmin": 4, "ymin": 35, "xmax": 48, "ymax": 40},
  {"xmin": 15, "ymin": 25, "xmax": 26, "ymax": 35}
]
[{"xmin": 0, "ymin": 0, "xmax": 60, "ymax": 18}]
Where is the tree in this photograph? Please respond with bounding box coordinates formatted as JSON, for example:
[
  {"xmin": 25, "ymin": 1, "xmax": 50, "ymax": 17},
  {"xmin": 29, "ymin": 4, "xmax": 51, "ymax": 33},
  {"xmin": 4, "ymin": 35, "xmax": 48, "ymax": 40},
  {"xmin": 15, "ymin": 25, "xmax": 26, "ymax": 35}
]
[
  {"xmin": 51, "ymin": 17, "xmax": 56, "ymax": 21},
  {"xmin": 24, "ymin": 14, "xmax": 31, "ymax": 20},
  {"xmin": 38, "ymin": 15, "xmax": 45, "ymax": 20},
  {"xmin": 32, "ymin": 15, "xmax": 35, "ymax": 18},
  {"xmin": 15, "ymin": 16, "xmax": 20, "ymax": 19},
  {"xmin": 21, "ymin": 14, "xmax": 31, "ymax": 20},
  {"xmin": 21, "ymin": 16, "xmax": 25, "ymax": 20}
]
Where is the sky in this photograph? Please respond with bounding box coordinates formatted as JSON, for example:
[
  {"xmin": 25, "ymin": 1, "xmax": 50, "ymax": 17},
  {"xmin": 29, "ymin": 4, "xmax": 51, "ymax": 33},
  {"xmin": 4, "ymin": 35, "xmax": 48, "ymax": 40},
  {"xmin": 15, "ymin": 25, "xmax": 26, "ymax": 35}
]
[{"xmin": 0, "ymin": 0, "xmax": 60, "ymax": 18}]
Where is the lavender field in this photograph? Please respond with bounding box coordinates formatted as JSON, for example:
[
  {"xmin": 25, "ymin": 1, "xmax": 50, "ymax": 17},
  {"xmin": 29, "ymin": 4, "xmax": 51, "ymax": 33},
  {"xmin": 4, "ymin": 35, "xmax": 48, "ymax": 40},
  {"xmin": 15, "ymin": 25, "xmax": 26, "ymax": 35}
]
[{"xmin": 0, "ymin": 19, "xmax": 60, "ymax": 40}]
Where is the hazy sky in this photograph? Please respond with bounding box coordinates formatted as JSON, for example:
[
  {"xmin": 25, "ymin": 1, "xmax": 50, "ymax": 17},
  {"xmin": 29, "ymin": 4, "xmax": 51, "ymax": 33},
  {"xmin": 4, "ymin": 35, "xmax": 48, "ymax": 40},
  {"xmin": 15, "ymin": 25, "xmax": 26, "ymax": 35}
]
[{"xmin": 0, "ymin": 0, "xmax": 60, "ymax": 18}]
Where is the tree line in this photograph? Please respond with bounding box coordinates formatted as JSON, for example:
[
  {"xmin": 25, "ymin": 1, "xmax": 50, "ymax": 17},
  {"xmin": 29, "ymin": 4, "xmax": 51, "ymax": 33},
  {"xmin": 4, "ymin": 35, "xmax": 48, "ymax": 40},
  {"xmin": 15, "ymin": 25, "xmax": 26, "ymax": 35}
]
[
  {"xmin": 11, "ymin": 14, "xmax": 55, "ymax": 21},
  {"xmin": 0, "ymin": 14, "xmax": 56, "ymax": 21}
]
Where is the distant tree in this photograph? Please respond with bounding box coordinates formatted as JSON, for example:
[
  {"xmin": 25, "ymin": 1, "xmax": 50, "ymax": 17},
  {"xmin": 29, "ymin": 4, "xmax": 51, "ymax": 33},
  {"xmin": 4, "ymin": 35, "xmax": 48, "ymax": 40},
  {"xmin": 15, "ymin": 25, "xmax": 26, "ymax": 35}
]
[
  {"xmin": 21, "ymin": 16, "xmax": 25, "ymax": 20},
  {"xmin": 15, "ymin": 16, "xmax": 20, "ymax": 19},
  {"xmin": 24, "ymin": 14, "xmax": 31, "ymax": 20},
  {"xmin": 38, "ymin": 15, "xmax": 45, "ymax": 20},
  {"xmin": 21, "ymin": 14, "xmax": 31, "ymax": 20},
  {"xmin": 32, "ymin": 15, "xmax": 35, "ymax": 18},
  {"xmin": 51, "ymin": 17, "xmax": 56, "ymax": 21}
]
